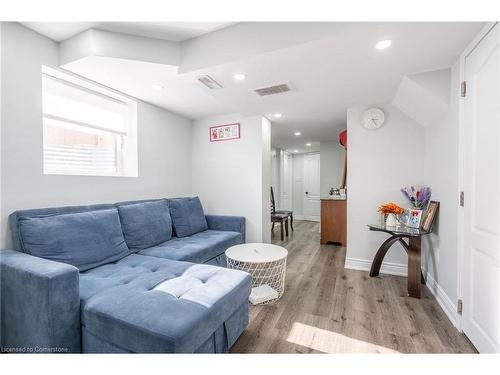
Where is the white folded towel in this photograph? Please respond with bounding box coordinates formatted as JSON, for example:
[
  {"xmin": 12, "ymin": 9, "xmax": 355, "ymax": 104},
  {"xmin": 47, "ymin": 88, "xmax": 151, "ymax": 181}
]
[{"xmin": 249, "ymin": 284, "xmax": 279, "ymax": 304}]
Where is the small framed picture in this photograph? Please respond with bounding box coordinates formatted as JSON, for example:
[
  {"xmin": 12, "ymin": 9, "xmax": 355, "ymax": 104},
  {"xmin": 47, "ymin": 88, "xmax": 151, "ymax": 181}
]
[
  {"xmin": 210, "ymin": 123, "xmax": 240, "ymax": 142},
  {"xmin": 421, "ymin": 201, "xmax": 440, "ymax": 232},
  {"xmin": 407, "ymin": 209, "xmax": 423, "ymax": 228}
]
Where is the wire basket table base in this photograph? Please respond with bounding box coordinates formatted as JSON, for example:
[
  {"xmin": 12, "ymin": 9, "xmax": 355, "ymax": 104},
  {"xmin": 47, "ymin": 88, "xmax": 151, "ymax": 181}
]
[{"xmin": 227, "ymin": 257, "xmax": 287, "ymax": 305}]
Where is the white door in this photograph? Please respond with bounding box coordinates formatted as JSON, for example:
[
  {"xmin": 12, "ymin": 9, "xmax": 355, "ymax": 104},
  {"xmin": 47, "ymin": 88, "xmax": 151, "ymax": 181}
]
[
  {"xmin": 462, "ymin": 23, "xmax": 500, "ymax": 353},
  {"xmin": 280, "ymin": 151, "xmax": 293, "ymax": 211},
  {"xmin": 303, "ymin": 153, "xmax": 321, "ymax": 221}
]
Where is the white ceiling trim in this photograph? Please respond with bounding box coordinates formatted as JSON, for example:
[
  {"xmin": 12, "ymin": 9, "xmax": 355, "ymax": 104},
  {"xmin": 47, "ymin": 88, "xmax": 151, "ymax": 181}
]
[
  {"xmin": 60, "ymin": 29, "xmax": 180, "ymax": 66},
  {"xmin": 21, "ymin": 22, "xmax": 235, "ymax": 43}
]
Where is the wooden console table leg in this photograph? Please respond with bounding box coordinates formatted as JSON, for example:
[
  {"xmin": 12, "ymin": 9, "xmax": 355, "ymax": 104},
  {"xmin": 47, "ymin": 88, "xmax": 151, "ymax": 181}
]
[
  {"xmin": 369, "ymin": 235, "xmax": 406, "ymax": 277},
  {"xmin": 398, "ymin": 238, "xmax": 425, "ymax": 284},
  {"xmin": 407, "ymin": 236, "xmax": 422, "ymax": 298},
  {"xmin": 285, "ymin": 218, "xmax": 289, "ymax": 237}
]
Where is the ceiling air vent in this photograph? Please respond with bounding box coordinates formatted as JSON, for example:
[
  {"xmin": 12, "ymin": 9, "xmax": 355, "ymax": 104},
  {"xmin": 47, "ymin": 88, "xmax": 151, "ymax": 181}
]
[
  {"xmin": 197, "ymin": 75, "xmax": 223, "ymax": 90},
  {"xmin": 254, "ymin": 83, "xmax": 292, "ymax": 97}
]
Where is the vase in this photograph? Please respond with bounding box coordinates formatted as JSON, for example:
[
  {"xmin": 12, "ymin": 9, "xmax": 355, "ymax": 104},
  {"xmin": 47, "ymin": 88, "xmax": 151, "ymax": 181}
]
[
  {"xmin": 386, "ymin": 213, "xmax": 397, "ymax": 227},
  {"xmin": 380, "ymin": 213, "xmax": 386, "ymax": 226}
]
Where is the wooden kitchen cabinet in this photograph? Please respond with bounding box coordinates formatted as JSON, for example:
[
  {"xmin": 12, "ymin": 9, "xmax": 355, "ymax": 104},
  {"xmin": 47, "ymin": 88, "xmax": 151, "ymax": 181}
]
[{"xmin": 320, "ymin": 198, "xmax": 347, "ymax": 246}]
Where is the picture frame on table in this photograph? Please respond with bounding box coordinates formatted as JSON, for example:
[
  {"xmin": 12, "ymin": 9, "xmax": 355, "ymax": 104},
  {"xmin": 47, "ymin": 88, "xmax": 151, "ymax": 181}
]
[
  {"xmin": 421, "ymin": 201, "xmax": 440, "ymax": 232},
  {"xmin": 407, "ymin": 209, "xmax": 423, "ymax": 228},
  {"xmin": 210, "ymin": 123, "xmax": 240, "ymax": 142}
]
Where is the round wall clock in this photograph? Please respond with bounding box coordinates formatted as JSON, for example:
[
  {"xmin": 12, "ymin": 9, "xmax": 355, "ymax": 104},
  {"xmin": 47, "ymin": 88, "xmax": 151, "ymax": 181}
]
[{"xmin": 361, "ymin": 107, "xmax": 385, "ymax": 130}]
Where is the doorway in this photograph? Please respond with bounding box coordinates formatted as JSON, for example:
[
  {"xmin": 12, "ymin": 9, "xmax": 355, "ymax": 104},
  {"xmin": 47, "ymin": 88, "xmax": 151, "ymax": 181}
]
[{"xmin": 303, "ymin": 152, "xmax": 321, "ymax": 221}]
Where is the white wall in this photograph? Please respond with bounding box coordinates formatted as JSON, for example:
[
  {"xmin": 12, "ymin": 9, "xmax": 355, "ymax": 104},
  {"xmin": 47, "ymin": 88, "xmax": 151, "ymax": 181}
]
[
  {"xmin": 346, "ymin": 104, "xmax": 425, "ymax": 270},
  {"xmin": 0, "ymin": 23, "xmax": 192, "ymax": 249},
  {"xmin": 392, "ymin": 69, "xmax": 451, "ymax": 128},
  {"xmin": 422, "ymin": 64, "xmax": 460, "ymax": 307},
  {"xmin": 261, "ymin": 118, "xmax": 271, "ymax": 243},
  {"xmin": 320, "ymin": 140, "xmax": 345, "ymax": 196},
  {"xmin": 191, "ymin": 113, "xmax": 271, "ymax": 243}
]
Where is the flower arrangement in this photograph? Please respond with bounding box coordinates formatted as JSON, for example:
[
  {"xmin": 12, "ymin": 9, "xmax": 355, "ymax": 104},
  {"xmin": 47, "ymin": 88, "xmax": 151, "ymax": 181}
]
[
  {"xmin": 378, "ymin": 202, "xmax": 404, "ymax": 215},
  {"xmin": 400, "ymin": 186, "xmax": 431, "ymax": 209}
]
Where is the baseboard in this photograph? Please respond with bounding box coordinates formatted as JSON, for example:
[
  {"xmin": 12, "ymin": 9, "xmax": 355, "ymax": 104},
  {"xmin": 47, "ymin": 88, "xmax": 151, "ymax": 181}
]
[
  {"xmin": 344, "ymin": 257, "xmax": 461, "ymax": 329},
  {"xmin": 293, "ymin": 214, "xmax": 320, "ymax": 222},
  {"xmin": 425, "ymin": 271, "xmax": 461, "ymax": 329},
  {"xmin": 344, "ymin": 257, "xmax": 408, "ymax": 276}
]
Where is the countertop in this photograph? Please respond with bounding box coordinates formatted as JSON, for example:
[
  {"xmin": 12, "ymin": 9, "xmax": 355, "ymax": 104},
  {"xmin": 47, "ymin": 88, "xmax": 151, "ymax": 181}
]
[{"xmin": 321, "ymin": 196, "xmax": 347, "ymax": 201}]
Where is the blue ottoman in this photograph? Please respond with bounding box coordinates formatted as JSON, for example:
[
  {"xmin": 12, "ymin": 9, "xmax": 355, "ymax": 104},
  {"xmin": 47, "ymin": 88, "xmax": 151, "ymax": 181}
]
[{"xmin": 80, "ymin": 254, "xmax": 251, "ymax": 353}]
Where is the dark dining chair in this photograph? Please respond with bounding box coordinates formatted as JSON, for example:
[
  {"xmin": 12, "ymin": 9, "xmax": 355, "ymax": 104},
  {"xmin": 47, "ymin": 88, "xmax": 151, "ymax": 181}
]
[{"xmin": 271, "ymin": 186, "xmax": 293, "ymax": 241}]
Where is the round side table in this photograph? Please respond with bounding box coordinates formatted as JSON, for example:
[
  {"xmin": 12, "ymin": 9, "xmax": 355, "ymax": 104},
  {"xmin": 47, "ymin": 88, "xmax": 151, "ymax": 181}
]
[{"xmin": 225, "ymin": 243, "xmax": 288, "ymax": 305}]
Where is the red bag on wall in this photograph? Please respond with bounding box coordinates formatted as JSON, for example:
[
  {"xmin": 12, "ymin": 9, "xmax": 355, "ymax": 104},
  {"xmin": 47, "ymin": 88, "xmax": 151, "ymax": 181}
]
[{"xmin": 339, "ymin": 129, "xmax": 347, "ymax": 149}]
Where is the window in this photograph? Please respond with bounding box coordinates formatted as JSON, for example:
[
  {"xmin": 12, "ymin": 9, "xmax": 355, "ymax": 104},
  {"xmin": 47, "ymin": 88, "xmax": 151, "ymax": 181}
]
[{"xmin": 42, "ymin": 66, "xmax": 138, "ymax": 177}]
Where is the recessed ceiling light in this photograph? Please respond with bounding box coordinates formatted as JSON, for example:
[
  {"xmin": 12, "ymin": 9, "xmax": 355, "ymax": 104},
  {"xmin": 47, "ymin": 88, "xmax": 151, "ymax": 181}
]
[
  {"xmin": 375, "ymin": 40, "xmax": 392, "ymax": 50},
  {"xmin": 294, "ymin": 132, "xmax": 301, "ymax": 136},
  {"xmin": 233, "ymin": 73, "xmax": 246, "ymax": 81},
  {"xmin": 306, "ymin": 143, "xmax": 312, "ymax": 146},
  {"xmin": 274, "ymin": 113, "xmax": 282, "ymax": 118},
  {"xmin": 293, "ymin": 150, "xmax": 299, "ymax": 153},
  {"xmin": 152, "ymin": 84, "xmax": 164, "ymax": 91}
]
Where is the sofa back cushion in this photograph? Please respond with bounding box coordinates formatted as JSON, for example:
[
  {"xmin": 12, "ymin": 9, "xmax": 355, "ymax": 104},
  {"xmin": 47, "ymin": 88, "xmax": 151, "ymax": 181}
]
[
  {"xmin": 117, "ymin": 200, "xmax": 173, "ymax": 250},
  {"xmin": 168, "ymin": 197, "xmax": 208, "ymax": 238},
  {"xmin": 9, "ymin": 203, "xmax": 115, "ymax": 252},
  {"xmin": 18, "ymin": 208, "xmax": 130, "ymax": 271}
]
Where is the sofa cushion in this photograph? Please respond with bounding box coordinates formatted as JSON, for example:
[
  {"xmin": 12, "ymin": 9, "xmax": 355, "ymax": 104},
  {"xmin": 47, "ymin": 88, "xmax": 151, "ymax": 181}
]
[
  {"xmin": 18, "ymin": 209, "xmax": 129, "ymax": 271},
  {"xmin": 117, "ymin": 200, "xmax": 172, "ymax": 250},
  {"xmin": 9, "ymin": 204, "xmax": 115, "ymax": 252},
  {"xmin": 138, "ymin": 230, "xmax": 242, "ymax": 264},
  {"xmin": 168, "ymin": 197, "xmax": 208, "ymax": 237},
  {"xmin": 79, "ymin": 254, "xmax": 251, "ymax": 353}
]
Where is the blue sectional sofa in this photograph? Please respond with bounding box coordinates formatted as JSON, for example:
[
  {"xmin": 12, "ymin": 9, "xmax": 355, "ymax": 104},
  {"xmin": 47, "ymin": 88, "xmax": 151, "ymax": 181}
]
[{"xmin": 0, "ymin": 197, "xmax": 251, "ymax": 353}]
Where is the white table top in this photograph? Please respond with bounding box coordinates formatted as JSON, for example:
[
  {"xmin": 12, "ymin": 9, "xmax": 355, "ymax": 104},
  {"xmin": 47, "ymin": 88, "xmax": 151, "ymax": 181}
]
[{"xmin": 225, "ymin": 243, "xmax": 288, "ymax": 263}]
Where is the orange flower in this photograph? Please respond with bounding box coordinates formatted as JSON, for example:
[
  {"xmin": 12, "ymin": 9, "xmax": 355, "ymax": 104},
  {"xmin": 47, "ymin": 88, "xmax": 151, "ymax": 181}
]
[{"xmin": 378, "ymin": 202, "xmax": 404, "ymax": 215}]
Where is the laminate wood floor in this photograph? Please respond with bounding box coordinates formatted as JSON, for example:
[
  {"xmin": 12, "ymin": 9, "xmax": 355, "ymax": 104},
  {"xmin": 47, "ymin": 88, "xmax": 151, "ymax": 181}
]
[{"xmin": 230, "ymin": 220, "xmax": 477, "ymax": 353}]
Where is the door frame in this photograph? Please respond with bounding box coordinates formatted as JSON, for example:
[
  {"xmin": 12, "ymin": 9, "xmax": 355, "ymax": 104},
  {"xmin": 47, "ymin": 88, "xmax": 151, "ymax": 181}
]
[
  {"xmin": 280, "ymin": 150, "xmax": 293, "ymax": 211},
  {"xmin": 457, "ymin": 21, "xmax": 498, "ymax": 333}
]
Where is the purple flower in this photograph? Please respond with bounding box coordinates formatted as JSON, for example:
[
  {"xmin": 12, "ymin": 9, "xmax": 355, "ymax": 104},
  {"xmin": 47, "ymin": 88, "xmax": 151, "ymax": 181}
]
[
  {"xmin": 400, "ymin": 188, "xmax": 411, "ymax": 201},
  {"xmin": 401, "ymin": 186, "xmax": 431, "ymax": 208}
]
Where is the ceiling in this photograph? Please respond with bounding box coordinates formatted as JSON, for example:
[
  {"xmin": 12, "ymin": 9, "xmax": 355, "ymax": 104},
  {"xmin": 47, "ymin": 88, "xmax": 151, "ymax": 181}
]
[
  {"xmin": 27, "ymin": 22, "xmax": 484, "ymax": 154},
  {"xmin": 197, "ymin": 22, "xmax": 483, "ymax": 153},
  {"xmin": 65, "ymin": 56, "xmax": 236, "ymax": 119},
  {"xmin": 21, "ymin": 22, "xmax": 234, "ymax": 42}
]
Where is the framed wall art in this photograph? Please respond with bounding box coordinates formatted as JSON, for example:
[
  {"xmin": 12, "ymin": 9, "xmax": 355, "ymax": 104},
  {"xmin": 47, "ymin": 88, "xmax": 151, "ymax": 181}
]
[{"xmin": 210, "ymin": 123, "xmax": 240, "ymax": 142}]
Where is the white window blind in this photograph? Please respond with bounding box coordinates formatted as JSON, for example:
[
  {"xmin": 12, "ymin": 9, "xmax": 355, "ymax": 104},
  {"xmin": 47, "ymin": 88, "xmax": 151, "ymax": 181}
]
[{"xmin": 42, "ymin": 69, "xmax": 137, "ymax": 177}]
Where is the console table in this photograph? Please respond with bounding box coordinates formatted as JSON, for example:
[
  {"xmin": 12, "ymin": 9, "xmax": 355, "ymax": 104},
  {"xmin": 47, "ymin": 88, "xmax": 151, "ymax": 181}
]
[{"xmin": 368, "ymin": 224, "xmax": 431, "ymax": 298}]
